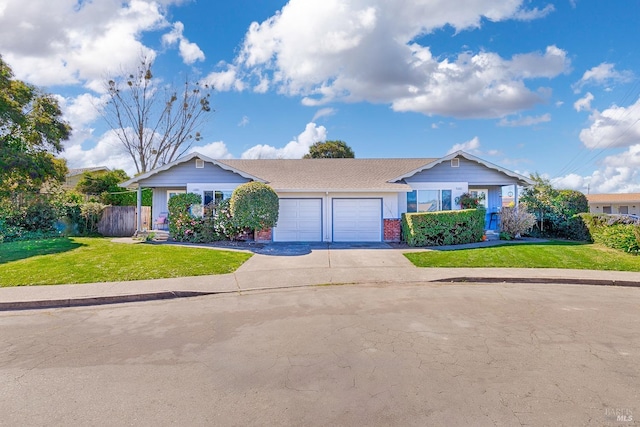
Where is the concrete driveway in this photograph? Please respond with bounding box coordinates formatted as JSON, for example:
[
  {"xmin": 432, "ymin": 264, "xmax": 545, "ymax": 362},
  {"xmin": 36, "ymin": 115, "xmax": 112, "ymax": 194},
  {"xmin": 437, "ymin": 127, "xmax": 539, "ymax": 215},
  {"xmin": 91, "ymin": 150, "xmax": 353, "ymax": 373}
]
[{"xmin": 1, "ymin": 282, "xmax": 638, "ymax": 426}]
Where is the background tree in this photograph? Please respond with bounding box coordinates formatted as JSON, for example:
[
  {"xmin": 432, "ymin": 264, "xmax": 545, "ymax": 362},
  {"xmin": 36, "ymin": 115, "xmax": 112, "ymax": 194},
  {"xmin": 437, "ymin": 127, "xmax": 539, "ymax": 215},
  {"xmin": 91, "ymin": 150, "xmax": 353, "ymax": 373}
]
[
  {"xmin": 0, "ymin": 55, "xmax": 71, "ymax": 196},
  {"xmin": 76, "ymin": 169, "xmax": 128, "ymax": 196},
  {"xmin": 520, "ymin": 173, "xmax": 588, "ymax": 238},
  {"xmin": 75, "ymin": 169, "xmax": 152, "ymax": 206},
  {"xmin": 303, "ymin": 140, "xmax": 355, "ymax": 158},
  {"xmin": 102, "ymin": 56, "xmax": 213, "ymax": 174},
  {"xmin": 230, "ymin": 182, "xmax": 279, "ymax": 238}
]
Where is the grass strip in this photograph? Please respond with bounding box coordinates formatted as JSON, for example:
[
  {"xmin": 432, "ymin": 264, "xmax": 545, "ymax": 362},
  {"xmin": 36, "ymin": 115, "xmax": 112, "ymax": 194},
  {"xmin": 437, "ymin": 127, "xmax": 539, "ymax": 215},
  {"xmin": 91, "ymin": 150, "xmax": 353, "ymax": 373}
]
[
  {"xmin": 404, "ymin": 240, "xmax": 640, "ymax": 272},
  {"xmin": 0, "ymin": 237, "xmax": 252, "ymax": 286}
]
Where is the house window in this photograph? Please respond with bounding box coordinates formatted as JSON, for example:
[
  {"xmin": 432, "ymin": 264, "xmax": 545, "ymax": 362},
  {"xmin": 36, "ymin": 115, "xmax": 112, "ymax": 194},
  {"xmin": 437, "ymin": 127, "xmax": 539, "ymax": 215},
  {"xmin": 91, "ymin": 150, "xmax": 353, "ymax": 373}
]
[
  {"xmin": 167, "ymin": 190, "xmax": 186, "ymax": 199},
  {"xmin": 469, "ymin": 189, "xmax": 488, "ymax": 209},
  {"xmin": 195, "ymin": 159, "xmax": 204, "ymax": 168},
  {"xmin": 451, "ymin": 158, "xmax": 460, "ymax": 168},
  {"xmin": 619, "ymin": 206, "xmax": 629, "ymax": 214},
  {"xmin": 407, "ymin": 189, "xmax": 453, "ymax": 212},
  {"xmin": 603, "ymin": 206, "xmax": 612, "ymax": 214},
  {"xmin": 203, "ymin": 190, "xmax": 233, "ymax": 205},
  {"xmin": 201, "ymin": 190, "xmax": 233, "ymax": 216}
]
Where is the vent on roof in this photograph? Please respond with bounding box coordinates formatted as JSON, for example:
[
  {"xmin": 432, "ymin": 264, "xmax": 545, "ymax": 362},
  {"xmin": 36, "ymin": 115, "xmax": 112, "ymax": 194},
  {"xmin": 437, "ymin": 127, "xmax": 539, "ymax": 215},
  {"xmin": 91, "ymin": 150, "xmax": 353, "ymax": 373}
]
[
  {"xmin": 451, "ymin": 158, "xmax": 460, "ymax": 168},
  {"xmin": 195, "ymin": 159, "xmax": 204, "ymax": 168}
]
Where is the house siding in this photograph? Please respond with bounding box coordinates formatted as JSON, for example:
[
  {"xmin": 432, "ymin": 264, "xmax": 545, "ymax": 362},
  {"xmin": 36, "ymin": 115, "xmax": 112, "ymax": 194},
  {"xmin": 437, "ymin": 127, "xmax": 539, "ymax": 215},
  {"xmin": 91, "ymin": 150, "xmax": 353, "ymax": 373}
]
[
  {"xmin": 405, "ymin": 157, "xmax": 518, "ymax": 186},
  {"xmin": 152, "ymin": 188, "xmax": 186, "ymax": 226},
  {"xmin": 140, "ymin": 160, "xmax": 251, "ymax": 187}
]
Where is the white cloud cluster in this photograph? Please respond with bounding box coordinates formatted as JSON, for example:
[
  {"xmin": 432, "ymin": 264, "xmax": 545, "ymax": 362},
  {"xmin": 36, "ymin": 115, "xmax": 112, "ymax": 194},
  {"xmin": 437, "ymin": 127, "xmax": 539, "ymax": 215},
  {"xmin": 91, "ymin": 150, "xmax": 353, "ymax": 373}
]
[
  {"xmin": 448, "ymin": 136, "xmax": 482, "ymax": 155},
  {"xmin": 240, "ymin": 122, "xmax": 327, "ymax": 159},
  {"xmin": 498, "ymin": 113, "xmax": 551, "ymax": 127},
  {"xmin": 554, "ymin": 96, "xmax": 640, "ymax": 193},
  {"xmin": 62, "ymin": 122, "xmax": 329, "ymax": 175},
  {"xmin": 572, "ymin": 63, "xmax": 634, "ymax": 93},
  {"xmin": 553, "ymin": 146, "xmax": 640, "ymax": 194},
  {"xmin": 226, "ymin": 0, "xmax": 567, "ymax": 118},
  {"xmin": 579, "ymin": 97, "xmax": 640, "ymax": 149},
  {"xmin": 162, "ymin": 21, "xmax": 205, "ymax": 64},
  {"xmin": 573, "ymin": 92, "xmax": 594, "ymax": 112},
  {"xmin": 0, "ymin": 0, "xmax": 201, "ymax": 88}
]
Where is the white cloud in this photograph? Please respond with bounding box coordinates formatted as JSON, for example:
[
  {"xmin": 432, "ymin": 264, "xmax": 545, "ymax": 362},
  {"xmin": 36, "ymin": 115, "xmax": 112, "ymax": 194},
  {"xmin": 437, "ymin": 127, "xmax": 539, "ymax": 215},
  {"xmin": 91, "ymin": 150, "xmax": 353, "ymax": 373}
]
[
  {"xmin": 63, "ymin": 130, "xmax": 138, "ymax": 175},
  {"xmin": 237, "ymin": 116, "xmax": 250, "ymax": 127},
  {"xmin": 0, "ymin": 0, "xmax": 177, "ymax": 88},
  {"xmin": 572, "ymin": 62, "xmax": 634, "ymax": 93},
  {"xmin": 579, "ymin": 97, "xmax": 640, "ymax": 149},
  {"xmin": 241, "ymin": 122, "xmax": 327, "ymax": 159},
  {"xmin": 498, "ymin": 113, "xmax": 551, "ymax": 127},
  {"xmin": 202, "ymin": 63, "xmax": 245, "ymax": 91},
  {"xmin": 162, "ymin": 21, "xmax": 205, "ymax": 64},
  {"xmin": 235, "ymin": 0, "xmax": 569, "ymax": 118},
  {"xmin": 190, "ymin": 141, "xmax": 233, "ymax": 159},
  {"xmin": 574, "ymin": 92, "xmax": 594, "ymax": 112},
  {"xmin": 553, "ymin": 145, "xmax": 640, "ymax": 193},
  {"xmin": 512, "ymin": 4, "xmax": 555, "ymax": 21},
  {"xmin": 312, "ymin": 108, "xmax": 336, "ymax": 121},
  {"xmin": 58, "ymin": 93, "xmax": 107, "ymax": 128},
  {"xmin": 447, "ymin": 136, "xmax": 481, "ymax": 154}
]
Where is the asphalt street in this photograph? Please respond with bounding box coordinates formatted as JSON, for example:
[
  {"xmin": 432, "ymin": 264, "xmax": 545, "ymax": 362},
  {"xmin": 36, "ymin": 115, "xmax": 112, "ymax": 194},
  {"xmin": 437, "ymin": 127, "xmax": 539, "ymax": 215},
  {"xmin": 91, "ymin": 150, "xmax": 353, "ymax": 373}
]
[{"xmin": 1, "ymin": 281, "xmax": 638, "ymax": 426}]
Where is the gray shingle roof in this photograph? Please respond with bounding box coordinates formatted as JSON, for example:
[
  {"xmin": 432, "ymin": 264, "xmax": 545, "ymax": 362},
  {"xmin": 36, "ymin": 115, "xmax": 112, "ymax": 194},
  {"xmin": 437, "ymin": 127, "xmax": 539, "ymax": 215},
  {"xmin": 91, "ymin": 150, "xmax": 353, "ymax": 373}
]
[{"xmin": 218, "ymin": 158, "xmax": 438, "ymax": 192}]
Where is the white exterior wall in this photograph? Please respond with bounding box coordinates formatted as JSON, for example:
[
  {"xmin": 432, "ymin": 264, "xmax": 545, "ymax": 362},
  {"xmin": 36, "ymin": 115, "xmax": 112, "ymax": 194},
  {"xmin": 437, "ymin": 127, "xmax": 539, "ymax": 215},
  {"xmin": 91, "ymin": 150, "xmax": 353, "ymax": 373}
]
[
  {"xmin": 276, "ymin": 191, "xmax": 400, "ymax": 242},
  {"xmin": 589, "ymin": 203, "xmax": 640, "ymax": 215},
  {"xmin": 407, "ymin": 182, "xmax": 468, "ymax": 210}
]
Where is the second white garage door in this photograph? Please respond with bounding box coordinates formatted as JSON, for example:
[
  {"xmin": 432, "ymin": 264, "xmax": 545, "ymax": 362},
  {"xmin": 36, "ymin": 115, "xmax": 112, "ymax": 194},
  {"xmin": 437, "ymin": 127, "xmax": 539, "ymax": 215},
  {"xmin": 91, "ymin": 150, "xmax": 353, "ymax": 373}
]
[
  {"xmin": 273, "ymin": 199, "xmax": 322, "ymax": 242},
  {"xmin": 332, "ymin": 199, "xmax": 382, "ymax": 242}
]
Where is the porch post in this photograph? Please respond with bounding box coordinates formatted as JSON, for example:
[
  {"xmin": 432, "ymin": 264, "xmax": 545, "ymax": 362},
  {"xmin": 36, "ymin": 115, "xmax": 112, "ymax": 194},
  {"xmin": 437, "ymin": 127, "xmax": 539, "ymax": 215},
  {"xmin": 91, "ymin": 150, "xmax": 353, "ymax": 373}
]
[
  {"xmin": 514, "ymin": 185, "xmax": 519, "ymax": 210},
  {"xmin": 136, "ymin": 186, "xmax": 142, "ymax": 233}
]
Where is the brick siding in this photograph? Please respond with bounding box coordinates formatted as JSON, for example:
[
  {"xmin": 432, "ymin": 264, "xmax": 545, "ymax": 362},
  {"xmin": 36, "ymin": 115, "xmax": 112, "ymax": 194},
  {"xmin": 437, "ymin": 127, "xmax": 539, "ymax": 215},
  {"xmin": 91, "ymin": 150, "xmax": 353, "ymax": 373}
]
[{"xmin": 383, "ymin": 219, "xmax": 401, "ymax": 242}]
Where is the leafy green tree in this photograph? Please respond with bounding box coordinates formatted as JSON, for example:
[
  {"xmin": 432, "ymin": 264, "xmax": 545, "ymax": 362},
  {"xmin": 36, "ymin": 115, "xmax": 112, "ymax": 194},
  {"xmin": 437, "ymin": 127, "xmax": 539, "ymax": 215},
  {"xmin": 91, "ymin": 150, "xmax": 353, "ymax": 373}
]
[
  {"xmin": 230, "ymin": 182, "xmax": 279, "ymax": 236},
  {"xmin": 555, "ymin": 190, "xmax": 588, "ymax": 217},
  {"xmin": 77, "ymin": 169, "xmax": 128, "ymax": 196},
  {"xmin": 0, "ymin": 55, "xmax": 71, "ymax": 195},
  {"xmin": 102, "ymin": 56, "xmax": 212, "ymax": 173},
  {"xmin": 75, "ymin": 169, "xmax": 152, "ymax": 206},
  {"xmin": 303, "ymin": 140, "xmax": 355, "ymax": 158},
  {"xmin": 520, "ymin": 173, "xmax": 588, "ymax": 238}
]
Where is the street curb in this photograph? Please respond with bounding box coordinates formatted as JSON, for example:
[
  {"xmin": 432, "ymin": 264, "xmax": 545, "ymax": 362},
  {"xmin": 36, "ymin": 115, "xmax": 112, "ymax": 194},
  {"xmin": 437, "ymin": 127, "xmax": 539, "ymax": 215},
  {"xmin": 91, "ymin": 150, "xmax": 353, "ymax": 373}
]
[
  {"xmin": 432, "ymin": 277, "xmax": 640, "ymax": 287},
  {"xmin": 0, "ymin": 291, "xmax": 219, "ymax": 311},
  {"xmin": 2, "ymin": 277, "xmax": 640, "ymax": 311}
]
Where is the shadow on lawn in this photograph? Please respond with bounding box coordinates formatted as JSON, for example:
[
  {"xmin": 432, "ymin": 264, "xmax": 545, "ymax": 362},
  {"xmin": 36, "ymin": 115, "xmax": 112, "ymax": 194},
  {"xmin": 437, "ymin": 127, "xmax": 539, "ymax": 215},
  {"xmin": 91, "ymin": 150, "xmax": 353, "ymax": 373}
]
[{"xmin": 0, "ymin": 238, "xmax": 85, "ymax": 264}]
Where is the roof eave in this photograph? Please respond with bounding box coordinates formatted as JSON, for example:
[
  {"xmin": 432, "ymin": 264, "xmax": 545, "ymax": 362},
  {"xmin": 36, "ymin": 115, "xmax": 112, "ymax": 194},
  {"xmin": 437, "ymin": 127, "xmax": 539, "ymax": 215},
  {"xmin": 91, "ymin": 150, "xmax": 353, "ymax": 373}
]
[
  {"xmin": 118, "ymin": 152, "xmax": 267, "ymax": 188},
  {"xmin": 389, "ymin": 150, "xmax": 534, "ymax": 186}
]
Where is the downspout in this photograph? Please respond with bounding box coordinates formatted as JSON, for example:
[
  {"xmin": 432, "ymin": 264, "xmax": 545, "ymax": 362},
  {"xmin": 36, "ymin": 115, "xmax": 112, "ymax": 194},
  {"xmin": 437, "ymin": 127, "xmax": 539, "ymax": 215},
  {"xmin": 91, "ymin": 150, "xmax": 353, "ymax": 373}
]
[{"xmin": 136, "ymin": 185, "xmax": 142, "ymax": 234}]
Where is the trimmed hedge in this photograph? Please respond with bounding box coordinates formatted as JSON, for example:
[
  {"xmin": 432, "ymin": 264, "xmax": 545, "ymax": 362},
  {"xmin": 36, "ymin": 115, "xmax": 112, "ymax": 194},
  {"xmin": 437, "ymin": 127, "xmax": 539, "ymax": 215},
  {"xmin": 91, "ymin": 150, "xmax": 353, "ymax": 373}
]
[
  {"xmin": 402, "ymin": 209, "xmax": 485, "ymax": 247},
  {"xmin": 579, "ymin": 213, "xmax": 640, "ymax": 254}
]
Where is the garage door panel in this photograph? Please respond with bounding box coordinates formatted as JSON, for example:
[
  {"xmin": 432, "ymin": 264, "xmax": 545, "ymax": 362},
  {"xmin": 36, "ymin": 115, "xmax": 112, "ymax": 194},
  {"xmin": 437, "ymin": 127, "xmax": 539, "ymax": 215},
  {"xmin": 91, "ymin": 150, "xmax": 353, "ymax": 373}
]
[
  {"xmin": 332, "ymin": 199, "xmax": 382, "ymax": 242},
  {"xmin": 273, "ymin": 199, "xmax": 322, "ymax": 242}
]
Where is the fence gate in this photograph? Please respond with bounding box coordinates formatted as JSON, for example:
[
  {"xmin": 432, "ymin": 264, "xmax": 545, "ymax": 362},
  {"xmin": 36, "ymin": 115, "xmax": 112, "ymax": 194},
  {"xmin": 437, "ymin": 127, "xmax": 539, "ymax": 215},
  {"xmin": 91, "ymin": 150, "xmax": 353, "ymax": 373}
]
[{"xmin": 98, "ymin": 206, "xmax": 151, "ymax": 237}]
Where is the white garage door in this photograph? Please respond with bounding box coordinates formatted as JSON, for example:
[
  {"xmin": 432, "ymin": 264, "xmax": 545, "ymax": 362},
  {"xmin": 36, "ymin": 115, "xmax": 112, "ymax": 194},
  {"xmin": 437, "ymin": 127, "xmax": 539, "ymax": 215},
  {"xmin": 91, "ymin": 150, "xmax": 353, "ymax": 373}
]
[
  {"xmin": 273, "ymin": 199, "xmax": 322, "ymax": 242},
  {"xmin": 332, "ymin": 199, "xmax": 382, "ymax": 242}
]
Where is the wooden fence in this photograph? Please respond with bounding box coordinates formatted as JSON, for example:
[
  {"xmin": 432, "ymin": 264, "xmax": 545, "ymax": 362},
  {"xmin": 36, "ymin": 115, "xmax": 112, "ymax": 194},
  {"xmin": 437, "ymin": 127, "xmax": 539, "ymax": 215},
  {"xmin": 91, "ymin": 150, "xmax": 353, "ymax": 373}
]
[{"xmin": 98, "ymin": 206, "xmax": 151, "ymax": 237}]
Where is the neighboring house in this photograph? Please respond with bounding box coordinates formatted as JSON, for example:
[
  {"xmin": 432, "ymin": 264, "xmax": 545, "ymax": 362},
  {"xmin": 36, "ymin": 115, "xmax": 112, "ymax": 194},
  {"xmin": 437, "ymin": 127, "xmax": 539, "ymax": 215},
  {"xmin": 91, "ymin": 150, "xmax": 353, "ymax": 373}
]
[
  {"xmin": 63, "ymin": 166, "xmax": 111, "ymax": 191},
  {"xmin": 120, "ymin": 150, "xmax": 533, "ymax": 242},
  {"xmin": 586, "ymin": 193, "xmax": 640, "ymax": 216}
]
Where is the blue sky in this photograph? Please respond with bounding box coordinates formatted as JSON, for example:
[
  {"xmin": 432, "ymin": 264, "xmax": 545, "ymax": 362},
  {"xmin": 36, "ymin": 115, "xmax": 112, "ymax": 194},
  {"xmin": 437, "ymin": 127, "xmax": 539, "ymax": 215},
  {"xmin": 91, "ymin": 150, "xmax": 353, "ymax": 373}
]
[{"xmin": 1, "ymin": 0, "xmax": 639, "ymax": 193}]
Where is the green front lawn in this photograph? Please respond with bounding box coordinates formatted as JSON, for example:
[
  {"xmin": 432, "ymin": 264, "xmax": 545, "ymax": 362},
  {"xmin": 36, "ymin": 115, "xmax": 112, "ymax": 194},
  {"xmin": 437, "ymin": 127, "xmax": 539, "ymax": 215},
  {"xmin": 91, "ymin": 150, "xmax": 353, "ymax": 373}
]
[
  {"xmin": 0, "ymin": 238, "xmax": 252, "ymax": 287},
  {"xmin": 404, "ymin": 240, "xmax": 640, "ymax": 272}
]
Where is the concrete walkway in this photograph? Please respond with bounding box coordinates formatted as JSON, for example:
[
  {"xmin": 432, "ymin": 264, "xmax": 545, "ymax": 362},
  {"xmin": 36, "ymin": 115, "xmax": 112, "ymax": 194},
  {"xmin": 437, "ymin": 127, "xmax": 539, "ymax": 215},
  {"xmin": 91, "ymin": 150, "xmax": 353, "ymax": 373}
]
[{"xmin": 2, "ymin": 242, "xmax": 640, "ymax": 310}]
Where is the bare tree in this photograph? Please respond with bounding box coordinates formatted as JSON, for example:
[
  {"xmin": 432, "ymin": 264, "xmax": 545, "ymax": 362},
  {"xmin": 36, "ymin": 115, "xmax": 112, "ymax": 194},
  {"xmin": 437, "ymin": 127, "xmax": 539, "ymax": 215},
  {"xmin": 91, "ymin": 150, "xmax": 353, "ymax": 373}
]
[{"xmin": 102, "ymin": 56, "xmax": 212, "ymax": 174}]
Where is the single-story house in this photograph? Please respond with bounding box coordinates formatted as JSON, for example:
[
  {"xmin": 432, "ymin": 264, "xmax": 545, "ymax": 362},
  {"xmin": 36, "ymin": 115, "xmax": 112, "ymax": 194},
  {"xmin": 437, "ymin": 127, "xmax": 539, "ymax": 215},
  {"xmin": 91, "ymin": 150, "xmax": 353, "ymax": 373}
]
[
  {"xmin": 586, "ymin": 193, "xmax": 640, "ymax": 216},
  {"xmin": 63, "ymin": 166, "xmax": 111, "ymax": 190},
  {"xmin": 119, "ymin": 150, "xmax": 533, "ymax": 242}
]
